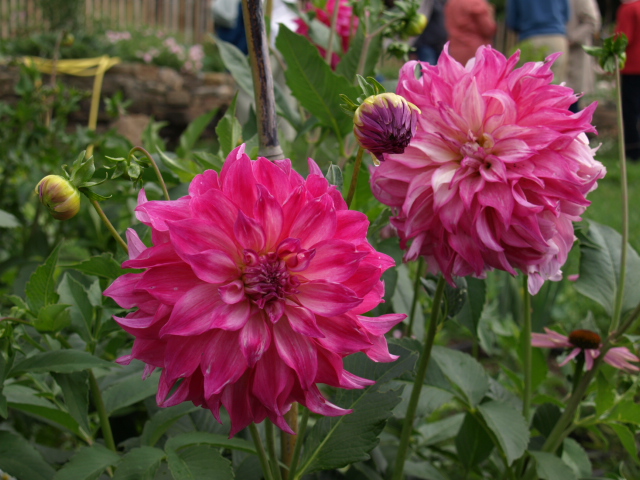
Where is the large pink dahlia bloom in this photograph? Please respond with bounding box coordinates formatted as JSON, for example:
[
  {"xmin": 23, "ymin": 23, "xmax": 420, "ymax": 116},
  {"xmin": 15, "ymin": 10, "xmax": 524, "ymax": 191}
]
[
  {"xmin": 105, "ymin": 145, "xmax": 403, "ymax": 436},
  {"xmin": 371, "ymin": 45, "xmax": 606, "ymax": 294}
]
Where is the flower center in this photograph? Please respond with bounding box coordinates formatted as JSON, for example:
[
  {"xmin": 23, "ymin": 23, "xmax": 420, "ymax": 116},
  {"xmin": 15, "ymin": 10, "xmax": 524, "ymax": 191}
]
[
  {"xmin": 568, "ymin": 329, "xmax": 601, "ymax": 350},
  {"xmin": 242, "ymin": 250, "xmax": 300, "ymax": 309}
]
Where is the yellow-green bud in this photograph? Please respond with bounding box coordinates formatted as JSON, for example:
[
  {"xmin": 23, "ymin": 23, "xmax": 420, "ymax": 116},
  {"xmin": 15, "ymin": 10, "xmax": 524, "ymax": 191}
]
[
  {"xmin": 405, "ymin": 13, "xmax": 428, "ymax": 36},
  {"xmin": 35, "ymin": 175, "xmax": 81, "ymax": 220}
]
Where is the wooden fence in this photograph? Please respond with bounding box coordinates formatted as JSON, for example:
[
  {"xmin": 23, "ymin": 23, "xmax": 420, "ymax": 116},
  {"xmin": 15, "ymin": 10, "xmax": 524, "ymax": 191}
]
[{"xmin": 0, "ymin": 0, "xmax": 214, "ymax": 43}]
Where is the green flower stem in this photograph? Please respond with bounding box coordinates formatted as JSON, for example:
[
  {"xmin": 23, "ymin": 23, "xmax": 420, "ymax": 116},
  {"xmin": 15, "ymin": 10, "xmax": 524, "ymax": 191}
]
[
  {"xmin": 250, "ymin": 423, "xmax": 276, "ymax": 480},
  {"xmin": 405, "ymin": 257, "xmax": 425, "ymax": 338},
  {"xmin": 287, "ymin": 406, "xmax": 309, "ymax": 480},
  {"xmin": 571, "ymin": 354, "xmax": 585, "ymax": 395},
  {"xmin": 281, "ymin": 404, "xmax": 298, "ymax": 480},
  {"xmin": 89, "ymin": 198, "xmax": 128, "ymax": 254},
  {"xmin": 392, "ymin": 274, "xmax": 447, "ymax": 480},
  {"xmin": 521, "ymin": 275, "xmax": 532, "ymax": 422},
  {"xmin": 611, "ymin": 57, "xmax": 630, "ymax": 334},
  {"xmin": 266, "ymin": 420, "xmax": 283, "ymax": 480},
  {"xmin": 325, "ymin": 0, "xmax": 341, "ymax": 65},
  {"xmin": 346, "ymin": 147, "xmax": 365, "ymax": 208},
  {"xmin": 89, "ymin": 371, "xmax": 116, "ymax": 452},
  {"xmin": 128, "ymin": 146, "xmax": 170, "ymax": 201}
]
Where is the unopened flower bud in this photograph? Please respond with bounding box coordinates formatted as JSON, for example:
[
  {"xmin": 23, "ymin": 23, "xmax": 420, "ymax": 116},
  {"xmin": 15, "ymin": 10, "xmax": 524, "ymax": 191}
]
[
  {"xmin": 405, "ymin": 13, "xmax": 428, "ymax": 36},
  {"xmin": 354, "ymin": 92, "xmax": 421, "ymax": 162},
  {"xmin": 35, "ymin": 175, "xmax": 81, "ymax": 220}
]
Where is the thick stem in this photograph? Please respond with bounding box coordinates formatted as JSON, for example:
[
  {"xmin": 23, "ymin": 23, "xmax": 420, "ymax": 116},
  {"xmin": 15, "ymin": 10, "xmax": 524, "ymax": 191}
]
[
  {"xmin": 611, "ymin": 58, "xmax": 629, "ymax": 334},
  {"xmin": 281, "ymin": 404, "xmax": 298, "ymax": 479},
  {"xmin": 250, "ymin": 424, "xmax": 276, "ymax": 480},
  {"xmin": 346, "ymin": 147, "xmax": 364, "ymax": 208},
  {"xmin": 324, "ymin": 0, "xmax": 341, "ymax": 65},
  {"xmin": 266, "ymin": 420, "xmax": 283, "ymax": 480},
  {"xmin": 571, "ymin": 354, "xmax": 585, "ymax": 395},
  {"xmin": 89, "ymin": 199, "xmax": 128, "ymax": 254},
  {"xmin": 242, "ymin": 0, "xmax": 284, "ymax": 160},
  {"xmin": 405, "ymin": 258, "xmax": 424, "ymax": 338},
  {"xmin": 392, "ymin": 275, "xmax": 447, "ymax": 480},
  {"xmin": 288, "ymin": 406, "xmax": 309, "ymax": 480},
  {"xmin": 129, "ymin": 146, "xmax": 170, "ymax": 201},
  {"xmin": 521, "ymin": 275, "xmax": 532, "ymax": 422},
  {"xmin": 89, "ymin": 371, "xmax": 116, "ymax": 452}
]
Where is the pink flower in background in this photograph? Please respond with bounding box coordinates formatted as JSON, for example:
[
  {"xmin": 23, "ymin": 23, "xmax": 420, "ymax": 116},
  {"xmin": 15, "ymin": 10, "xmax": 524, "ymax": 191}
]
[
  {"xmin": 532, "ymin": 328, "xmax": 639, "ymax": 371},
  {"xmin": 371, "ymin": 45, "xmax": 606, "ymax": 294},
  {"xmin": 295, "ymin": 0, "xmax": 359, "ymax": 69},
  {"xmin": 105, "ymin": 145, "xmax": 403, "ymax": 436},
  {"xmin": 106, "ymin": 30, "xmax": 132, "ymax": 43}
]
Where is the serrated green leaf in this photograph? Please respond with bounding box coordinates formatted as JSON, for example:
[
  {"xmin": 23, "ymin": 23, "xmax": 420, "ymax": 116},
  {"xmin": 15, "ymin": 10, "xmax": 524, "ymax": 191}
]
[
  {"xmin": 26, "ymin": 243, "xmax": 62, "ymax": 313},
  {"xmin": 216, "ymin": 95, "xmax": 242, "ymax": 158},
  {"xmin": 0, "ymin": 208, "xmax": 20, "ymax": 228},
  {"xmin": 297, "ymin": 343, "xmax": 416, "ymax": 475},
  {"xmin": 164, "ymin": 432, "xmax": 256, "ymax": 455},
  {"xmin": 67, "ymin": 253, "xmax": 133, "ymax": 279},
  {"xmin": 456, "ymin": 277, "xmax": 486, "ymax": 336},
  {"xmin": 178, "ymin": 108, "xmax": 218, "ymax": 159},
  {"xmin": 336, "ymin": 23, "xmax": 383, "ymax": 82},
  {"xmin": 113, "ymin": 447, "xmax": 165, "ymax": 480},
  {"xmin": 140, "ymin": 404, "xmax": 200, "ymax": 447},
  {"xmin": 53, "ymin": 444, "xmax": 120, "ymax": 480},
  {"xmin": 455, "ymin": 412, "xmax": 494, "ymax": 468},
  {"xmin": 418, "ymin": 413, "xmax": 465, "ymax": 446},
  {"xmin": 608, "ymin": 422, "xmax": 640, "ymax": 464},
  {"xmin": 34, "ymin": 304, "xmax": 71, "ymax": 332},
  {"xmin": 52, "ymin": 372, "xmax": 91, "ymax": 434},
  {"xmin": 530, "ymin": 451, "xmax": 577, "ymax": 480},
  {"xmin": 575, "ymin": 220, "xmax": 640, "ymax": 316},
  {"xmin": 166, "ymin": 445, "xmax": 234, "ymax": 480},
  {"xmin": 478, "ymin": 401, "xmax": 529, "ymax": 465},
  {"xmin": 0, "ymin": 430, "xmax": 56, "ymax": 480},
  {"xmin": 431, "ymin": 346, "xmax": 489, "ymax": 407},
  {"xmin": 10, "ymin": 350, "xmax": 114, "ymax": 376},
  {"xmin": 561, "ymin": 438, "xmax": 592, "ymax": 478},
  {"xmin": 276, "ymin": 25, "xmax": 359, "ymax": 139},
  {"xmin": 609, "ymin": 399, "xmax": 640, "ymax": 425},
  {"xmin": 57, "ymin": 273, "xmax": 94, "ymax": 341},
  {"xmin": 102, "ymin": 369, "xmax": 160, "ymax": 414}
]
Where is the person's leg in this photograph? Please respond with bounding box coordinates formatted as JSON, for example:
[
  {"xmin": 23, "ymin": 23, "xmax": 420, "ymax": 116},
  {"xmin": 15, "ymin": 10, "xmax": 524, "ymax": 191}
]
[{"xmin": 621, "ymin": 74, "xmax": 640, "ymax": 161}]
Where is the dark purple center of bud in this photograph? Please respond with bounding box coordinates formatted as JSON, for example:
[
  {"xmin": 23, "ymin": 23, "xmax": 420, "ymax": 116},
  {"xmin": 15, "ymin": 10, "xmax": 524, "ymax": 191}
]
[
  {"xmin": 568, "ymin": 329, "xmax": 601, "ymax": 350},
  {"xmin": 242, "ymin": 250, "xmax": 300, "ymax": 309}
]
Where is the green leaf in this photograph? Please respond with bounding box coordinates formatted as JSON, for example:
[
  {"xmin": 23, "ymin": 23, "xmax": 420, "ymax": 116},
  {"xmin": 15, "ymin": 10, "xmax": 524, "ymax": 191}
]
[
  {"xmin": 140, "ymin": 404, "xmax": 200, "ymax": 447},
  {"xmin": 102, "ymin": 369, "xmax": 160, "ymax": 414},
  {"xmin": 0, "ymin": 430, "xmax": 56, "ymax": 480},
  {"xmin": 10, "ymin": 350, "xmax": 114, "ymax": 376},
  {"xmin": 276, "ymin": 25, "xmax": 360, "ymax": 139},
  {"xmin": 595, "ymin": 371, "xmax": 615, "ymax": 416},
  {"xmin": 532, "ymin": 403, "xmax": 562, "ymax": 439},
  {"xmin": 68, "ymin": 253, "xmax": 133, "ymax": 279},
  {"xmin": 561, "ymin": 438, "xmax": 592, "ymax": 478},
  {"xmin": 456, "ymin": 277, "xmax": 486, "ymax": 336},
  {"xmin": 34, "ymin": 304, "xmax": 71, "ymax": 332},
  {"xmin": 455, "ymin": 412, "xmax": 494, "ymax": 469},
  {"xmin": 216, "ymin": 95, "xmax": 242, "ymax": 158},
  {"xmin": 177, "ymin": 108, "xmax": 218, "ymax": 159},
  {"xmin": 418, "ymin": 413, "xmax": 465, "ymax": 446},
  {"xmin": 608, "ymin": 399, "xmax": 640, "ymax": 425},
  {"xmin": 26, "ymin": 243, "xmax": 62, "ymax": 313},
  {"xmin": 477, "ymin": 400, "xmax": 529, "ymax": 465},
  {"xmin": 431, "ymin": 346, "xmax": 489, "ymax": 407},
  {"xmin": 608, "ymin": 422, "xmax": 640, "ymax": 464},
  {"xmin": 336, "ymin": 23, "xmax": 383, "ymax": 82},
  {"xmin": 575, "ymin": 220, "xmax": 640, "ymax": 316},
  {"xmin": 0, "ymin": 208, "xmax": 20, "ymax": 228},
  {"xmin": 57, "ymin": 273, "xmax": 94, "ymax": 341},
  {"xmin": 53, "ymin": 444, "xmax": 120, "ymax": 480},
  {"xmin": 216, "ymin": 39, "xmax": 254, "ymax": 96},
  {"xmin": 298, "ymin": 343, "xmax": 417, "ymax": 474},
  {"xmin": 52, "ymin": 372, "xmax": 91, "ymax": 434},
  {"xmin": 192, "ymin": 151, "xmax": 224, "ymax": 171},
  {"xmin": 164, "ymin": 432, "xmax": 257, "ymax": 455},
  {"xmin": 166, "ymin": 445, "xmax": 234, "ymax": 480},
  {"xmin": 4, "ymin": 384, "xmax": 82, "ymax": 436},
  {"xmin": 403, "ymin": 461, "xmax": 448, "ymax": 480},
  {"xmin": 326, "ymin": 163, "xmax": 343, "ymax": 191},
  {"xmin": 530, "ymin": 451, "xmax": 578, "ymax": 480},
  {"xmin": 113, "ymin": 447, "xmax": 165, "ymax": 480},
  {"xmin": 392, "ymin": 264, "xmax": 425, "ymax": 339}
]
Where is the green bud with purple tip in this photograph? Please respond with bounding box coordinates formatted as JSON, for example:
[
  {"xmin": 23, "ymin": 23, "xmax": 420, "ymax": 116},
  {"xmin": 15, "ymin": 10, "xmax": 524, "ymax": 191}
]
[{"xmin": 36, "ymin": 175, "xmax": 81, "ymax": 221}]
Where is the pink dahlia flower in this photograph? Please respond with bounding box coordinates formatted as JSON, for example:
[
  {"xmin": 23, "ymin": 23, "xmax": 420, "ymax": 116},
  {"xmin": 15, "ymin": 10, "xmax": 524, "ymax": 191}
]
[
  {"xmin": 532, "ymin": 328, "xmax": 640, "ymax": 372},
  {"xmin": 295, "ymin": 0, "xmax": 359, "ymax": 69},
  {"xmin": 370, "ymin": 45, "xmax": 606, "ymax": 294},
  {"xmin": 104, "ymin": 145, "xmax": 404, "ymax": 436}
]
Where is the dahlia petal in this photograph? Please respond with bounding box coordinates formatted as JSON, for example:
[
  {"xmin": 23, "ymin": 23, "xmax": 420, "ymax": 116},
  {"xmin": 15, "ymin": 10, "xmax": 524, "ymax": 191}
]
[
  {"xmin": 284, "ymin": 304, "xmax": 324, "ymax": 338},
  {"xmin": 202, "ymin": 330, "xmax": 248, "ymax": 397},
  {"xmin": 254, "ymin": 185, "xmax": 284, "ymax": 250},
  {"xmin": 189, "ymin": 188, "xmax": 238, "ymax": 235},
  {"xmin": 103, "ymin": 273, "xmax": 144, "ymax": 309},
  {"xmin": 296, "ymin": 281, "xmax": 362, "ymax": 316},
  {"xmin": 252, "ymin": 157, "xmax": 292, "ymax": 204},
  {"xmin": 239, "ymin": 309, "xmax": 271, "ymax": 367},
  {"xmin": 159, "ymin": 284, "xmax": 219, "ymax": 337},
  {"xmin": 273, "ymin": 317, "xmax": 318, "ymax": 389},
  {"xmin": 253, "ymin": 346, "xmax": 294, "ymax": 417},
  {"xmin": 136, "ymin": 264, "xmax": 203, "ymax": 304},
  {"xmin": 135, "ymin": 197, "xmax": 191, "ymax": 231},
  {"xmin": 289, "ymin": 194, "xmax": 337, "ymax": 248},
  {"xmin": 302, "ymin": 239, "xmax": 368, "ymax": 282},
  {"xmin": 364, "ymin": 333, "xmax": 399, "ymax": 362},
  {"xmin": 168, "ymin": 218, "xmax": 238, "ymax": 258},
  {"xmin": 219, "ymin": 280, "xmax": 246, "ymax": 304},
  {"xmin": 357, "ymin": 313, "xmax": 405, "ymax": 336},
  {"xmin": 164, "ymin": 334, "xmax": 211, "ymax": 384},
  {"xmin": 188, "ymin": 169, "xmax": 220, "ymax": 196},
  {"xmin": 334, "ymin": 210, "xmax": 369, "ymax": 241},
  {"xmin": 210, "ymin": 299, "xmax": 251, "ymax": 331},
  {"xmin": 220, "ymin": 145, "xmax": 257, "ymax": 216},
  {"xmin": 234, "ymin": 211, "xmax": 266, "ymax": 251},
  {"xmin": 221, "ymin": 372, "xmax": 255, "ymax": 437},
  {"xmin": 122, "ymin": 242, "xmax": 182, "ymax": 269},
  {"xmin": 184, "ymin": 249, "xmax": 240, "ymax": 284},
  {"xmin": 304, "ymin": 385, "xmax": 351, "ymax": 416},
  {"xmin": 126, "ymin": 228, "xmax": 147, "ymax": 260},
  {"xmin": 315, "ymin": 313, "xmax": 373, "ymax": 355}
]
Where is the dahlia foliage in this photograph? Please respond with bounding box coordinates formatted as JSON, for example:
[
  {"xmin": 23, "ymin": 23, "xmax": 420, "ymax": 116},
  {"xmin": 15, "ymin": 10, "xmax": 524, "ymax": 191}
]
[
  {"xmin": 295, "ymin": 0, "xmax": 359, "ymax": 69},
  {"xmin": 371, "ymin": 45, "xmax": 606, "ymax": 294},
  {"xmin": 105, "ymin": 145, "xmax": 404, "ymax": 435}
]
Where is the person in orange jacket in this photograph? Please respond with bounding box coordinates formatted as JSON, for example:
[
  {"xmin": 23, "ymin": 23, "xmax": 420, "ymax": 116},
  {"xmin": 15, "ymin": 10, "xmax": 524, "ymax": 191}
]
[{"xmin": 444, "ymin": 0, "xmax": 497, "ymax": 65}]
